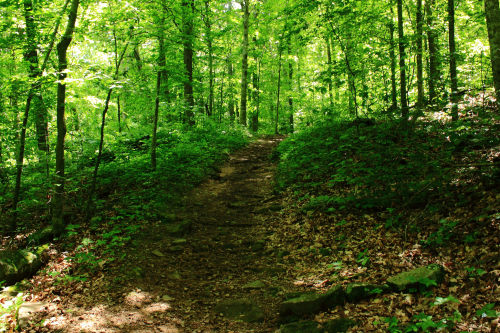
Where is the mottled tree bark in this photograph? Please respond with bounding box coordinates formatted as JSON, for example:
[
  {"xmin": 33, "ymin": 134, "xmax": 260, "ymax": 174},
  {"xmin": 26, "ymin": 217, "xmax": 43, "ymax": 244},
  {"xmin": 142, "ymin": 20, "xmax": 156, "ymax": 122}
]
[
  {"xmin": 397, "ymin": 0, "xmax": 408, "ymax": 122},
  {"xmin": 152, "ymin": 27, "xmax": 166, "ymax": 171},
  {"xmin": 239, "ymin": 0, "xmax": 250, "ymax": 126},
  {"xmin": 53, "ymin": 0, "xmax": 80, "ymax": 233},
  {"xmin": 416, "ymin": 0, "xmax": 424, "ymax": 109},
  {"xmin": 426, "ymin": 0, "xmax": 440, "ymax": 104},
  {"xmin": 484, "ymin": 0, "xmax": 500, "ymax": 108},
  {"xmin": 448, "ymin": 0, "xmax": 459, "ymax": 120},
  {"xmin": 389, "ymin": 3, "xmax": 398, "ymax": 111},
  {"xmin": 203, "ymin": 0, "xmax": 214, "ymax": 117},
  {"xmin": 227, "ymin": 52, "xmax": 235, "ymax": 121},
  {"xmin": 182, "ymin": 0, "xmax": 195, "ymax": 125},
  {"xmin": 23, "ymin": 0, "xmax": 49, "ymax": 152},
  {"xmin": 326, "ymin": 36, "xmax": 334, "ymax": 108},
  {"xmin": 275, "ymin": 49, "xmax": 283, "ymax": 135}
]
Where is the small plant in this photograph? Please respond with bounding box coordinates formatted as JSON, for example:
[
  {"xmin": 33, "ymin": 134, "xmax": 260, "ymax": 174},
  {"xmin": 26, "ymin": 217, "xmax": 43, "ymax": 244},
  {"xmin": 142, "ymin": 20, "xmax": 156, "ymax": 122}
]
[
  {"xmin": 463, "ymin": 232, "xmax": 479, "ymax": 243},
  {"xmin": 475, "ymin": 303, "xmax": 499, "ymax": 318},
  {"xmin": 405, "ymin": 313, "xmax": 447, "ymax": 332},
  {"xmin": 356, "ymin": 249, "xmax": 370, "ymax": 266},
  {"xmin": 327, "ymin": 261, "xmax": 343, "ymax": 271},
  {"xmin": 432, "ymin": 295, "xmax": 459, "ymax": 306},
  {"xmin": 465, "ymin": 266, "xmax": 487, "ymax": 278},
  {"xmin": 65, "ymin": 224, "xmax": 81, "ymax": 237},
  {"xmin": 374, "ymin": 316, "xmax": 401, "ymax": 333},
  {"xmin": 423, "ymin": 219, "xmax": 459, "ymax": 247}
]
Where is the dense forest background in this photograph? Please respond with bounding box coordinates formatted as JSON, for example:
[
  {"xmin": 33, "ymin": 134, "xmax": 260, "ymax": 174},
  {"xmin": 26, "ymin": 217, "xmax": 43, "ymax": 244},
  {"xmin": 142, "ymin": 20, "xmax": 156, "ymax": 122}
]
[
  {"xmin": 0, "ymin": 0, "xmax": 499, "ymax": 331},
  {"xmin": 0, "ymin": 0, "xmax": 498, "ymax": 228}
]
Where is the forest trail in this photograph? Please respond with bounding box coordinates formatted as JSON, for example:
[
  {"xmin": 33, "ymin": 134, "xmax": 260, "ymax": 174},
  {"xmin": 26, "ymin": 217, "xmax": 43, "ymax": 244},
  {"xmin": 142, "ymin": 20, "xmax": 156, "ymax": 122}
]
[{"xmin": 53, "ymin": 136, "xmax": 289, "ymax": 332}]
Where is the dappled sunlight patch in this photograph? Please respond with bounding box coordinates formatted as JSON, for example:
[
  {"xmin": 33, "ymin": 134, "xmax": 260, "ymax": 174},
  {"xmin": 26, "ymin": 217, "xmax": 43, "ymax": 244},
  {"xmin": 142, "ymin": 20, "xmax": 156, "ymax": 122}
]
[
  {"xmin": 144, "ymin": 302, "xmax": 172, "ymax": 314},
  {"xmin": 124, "ymin": 289, "xmax": 153, "ymax": 307}
]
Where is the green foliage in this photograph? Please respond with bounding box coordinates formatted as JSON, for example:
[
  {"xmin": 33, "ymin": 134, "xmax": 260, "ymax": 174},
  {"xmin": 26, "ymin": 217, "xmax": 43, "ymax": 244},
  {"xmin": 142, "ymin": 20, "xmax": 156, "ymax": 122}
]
[
  {"xmin": 356, "ymin": 249, "xmax": 370, "ymax": 267},
  {"xmin": 432, "ymin": 295, "xmax": 459, "ymax": 306},
  {"xmin": 475, "ymin": 303, "xmax": 499, "ymax": 318},
  {"xmin": 0, "ymin": 293, "xmax": 24, "ymax": 331},
  {"xmin": 277, "ymin": 120, "xmax": 453, "ymax": 212},
  {"xmin": 465, "ymin": 266, "xmax": 487, "ymax": 278},
  {"xmin": 376, "ymin": 310, "xmax": 463, "ymax": 333},
  {"xmin": 423, "ymin": 219, "xmax": 459, "ymax": 248}
]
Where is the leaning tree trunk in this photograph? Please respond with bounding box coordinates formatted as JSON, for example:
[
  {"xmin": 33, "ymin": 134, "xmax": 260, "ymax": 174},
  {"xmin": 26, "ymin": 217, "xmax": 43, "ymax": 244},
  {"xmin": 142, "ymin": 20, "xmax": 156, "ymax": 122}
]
[
  {"xmin": 484, "ymin": 0, "xmax": 500, "ymax": 108},
  {"xmin": 11, "ymin": 94, "xmax": 32, "ymax": 231},
  {"xmin": 52, "ymin": 0, "xmax": 79, "ymax": 234},
  {"xmin": 397, "ymin": 0, "xmax": 408, "ymax": 123},
  {"xmin": 448, "ymin": 0, "xmax": 459, "ymax": 120},
  {"xmin": 239, "ymin": 0, "xmax": 250, "ymax": 126},
  {"xmin": 86, "ymin": 39, "xmax": 129, "ymax": 217}
]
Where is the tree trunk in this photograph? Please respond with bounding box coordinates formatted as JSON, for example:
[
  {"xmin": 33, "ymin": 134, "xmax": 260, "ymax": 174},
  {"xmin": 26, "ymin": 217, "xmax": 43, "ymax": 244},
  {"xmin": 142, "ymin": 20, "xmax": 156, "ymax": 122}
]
[
  {"xmin": 426, "ymin": 0, "xmax": 439, "ymax": 104},
  {"xmin": 86, "ymin": 38, "xmax": 129, "ymax": 217},
  {"xmin": 53, "ymin": 0, "xmax": 80, "ymax": 234},
  {"xmin": 239, "ymin": 0, "xmax": 250, "ymax": 126},
  {"xmin": 484, "ymin": 0, "xmax": 500, "ymax": 108},
  {"xmin": 252, "ymin": 60, "xmax": 261, "ymax": 132},
  {"xmin": 204, "ymin": 0, "xmax": 214, "ymax": 117},
  {"xmin": 389, "ymin": 3, "xmax": 398, "ymax": 111},
  {"xmin": 117, "ymin": 95, "xmax": 121, "ymax": 132},
  {"xmin": 0, "ymin": 91, "xmax": 4, "ymax": 166},
  {"xmin": 397, "ymin": 0, "xmax": 408, "ymax": 122},
  {"xmin": 11, "ymin": 94, "xmax": 32, "ymax": 231},
  {"xmin": 23, "ymin": 0, "xmax": 49, "ymax": 152},
  {"xmin": 326, "ymin": 36, "xmax": 334, "ymax": 108},
  {"xmin": 330, "ymin": 25, "xmax": 358, "ymax": 118},
  {"xmin": 227, "ymin": 51, "xmax": 235, "ymax": 121},
  {"xmin": 448, "ymin": 0, "xmax": 458, "ymax": 120},
  {"xmin": 416, "ymin": 0, "xmax": 424, "ymax": 109},
  {"xmin": 275, "ymin": 49, "xmax": 283, "ymax": 135},
  {"xmin": 288, "ymin": 43, "xmax": 294, "ymax": 133},
  {"xmin": 152, "ymin": 29, "xmax": 166, "ymax": 171},
  {"xmin": 182, "ymin": 0, "xmax": 195, "ymax": 125}
]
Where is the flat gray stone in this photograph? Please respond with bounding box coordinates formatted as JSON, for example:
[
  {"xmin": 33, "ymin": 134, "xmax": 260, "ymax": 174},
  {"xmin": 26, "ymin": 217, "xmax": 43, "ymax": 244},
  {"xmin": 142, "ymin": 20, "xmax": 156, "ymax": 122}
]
[
  {"xmin": 280, "ymin": 292, "xmax": 325, "ymax": 316},
  {"xmin": 0, "ymin": 246, "xmax": 48, "ymax": 285},
  {"xmin": 18, "ymin": 302, "xmax": 49, "ymax": 328},
  {"xmin": 323, "ymin": 285, "xmax": 346, "ymax": 308},
  {"xmin": 345, "ymin": 283, "xmax": 381, "ymax": 302},
  {"xmin": 214, "ymin": 299, "xmax": 264, "ymax": 323},
  {"xmin": 387, "ymin": 264, "xmax": 445, "ymax": 291}
]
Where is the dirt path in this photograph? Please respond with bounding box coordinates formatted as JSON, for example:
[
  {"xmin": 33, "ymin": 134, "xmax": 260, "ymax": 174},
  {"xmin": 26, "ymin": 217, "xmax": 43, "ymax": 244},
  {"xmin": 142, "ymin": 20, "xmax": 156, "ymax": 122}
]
[{"xmin": 43, "ymin": 136, "xmax": 290, "ymax": 332}]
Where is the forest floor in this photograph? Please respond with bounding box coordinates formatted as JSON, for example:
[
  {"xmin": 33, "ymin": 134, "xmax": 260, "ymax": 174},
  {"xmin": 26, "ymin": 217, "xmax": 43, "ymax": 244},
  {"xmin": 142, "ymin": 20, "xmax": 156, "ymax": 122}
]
[
  {"xmin": 20, "ymin": 136, "xmax": 291, "ymax": 332},
  {"xmin": 7, "ymin": 129, "xmax": 500, "ymax": 333}
]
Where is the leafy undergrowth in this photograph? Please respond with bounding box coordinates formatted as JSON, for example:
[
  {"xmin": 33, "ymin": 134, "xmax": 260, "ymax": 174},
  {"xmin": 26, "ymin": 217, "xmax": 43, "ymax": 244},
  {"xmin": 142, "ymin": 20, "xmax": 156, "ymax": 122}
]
[
  {"xmin": 271, "ymin": 110, "xmax": 499, "ymax": 332},
  {"xmin": 0, "ymin": 121, "xmax": 250, "ymax": 331}
]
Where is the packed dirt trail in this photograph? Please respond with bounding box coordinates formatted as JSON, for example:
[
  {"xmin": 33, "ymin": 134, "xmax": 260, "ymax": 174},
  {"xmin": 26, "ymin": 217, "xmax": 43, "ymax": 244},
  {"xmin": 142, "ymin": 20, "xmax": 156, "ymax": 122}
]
[{"xmin": 46, "ymin": 136, "xmax": 291, "ymax": 332}]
